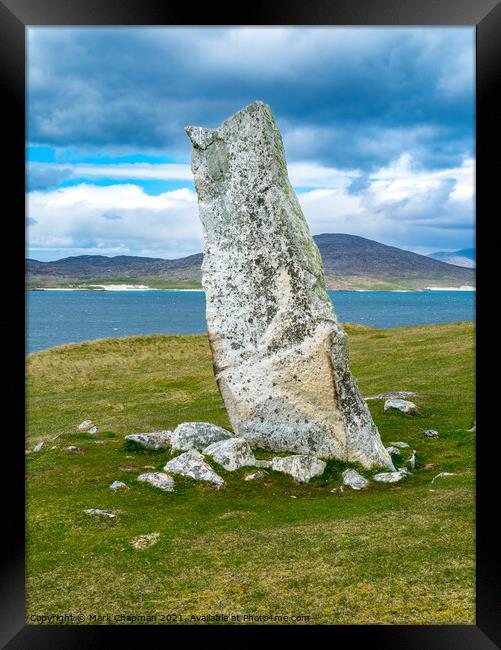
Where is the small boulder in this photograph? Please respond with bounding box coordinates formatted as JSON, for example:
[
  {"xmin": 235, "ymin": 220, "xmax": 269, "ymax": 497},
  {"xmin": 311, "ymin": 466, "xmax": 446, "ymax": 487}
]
[
  {"xmin": 373, "ymin": 469, "xmax": 410, "ymax": 483},
  {"xmin": 84, "ymin": 508, "xmax": 116, "ymax": 518},
  {"xmin": 125, "ymin": 431, "xmax": 172, "ymax": 450},
  {"xmin": 244, "ymin": 470, "xmax": 267, "ymax": 481},
  {"xmin": 468, "ymin": 420, "xmax": 476, "ymax": 433},
  {"xmin": 389, "ymin": 441, "xmax": 410, "ymax": 449},
  {"xmin": 110, "ymin": 481, "xmax": 128, "ymax": 491},
  {"xmin": 384, "ymin": 399, "xmax": 417, "ymax": 413},
  {"xmin": 78, "ymin": 420, "xmax": 93, "ymax": 431},
  {"xmin": 365, "ymin": 391, "xmax": 418, "ymax": 401},
  {"xmin": 33, "ymin": 441, "xmax": 44, "ymax": 452},
  {"xmin": 203, "ymin": 437, "xmax": 256, "ymax": 471},
  {"xmin": 164, "ymin": 449, "xmax": 225, "ymax": 487},
  {"xmin": 422, "ymin": 429, "xmax": 439, "ymax": 438},
  {"xmin": 252, "ymin": 459, "xmax": 272, "ymax": 468},
  {"xmin": 170, "ymin": 422, "xmax": 232, "ymax": 451},
  {"xmin": 271, "ymin": 455, "xmax": 326, "ymax": 483},
  {"xmin": 385, "ymin": 446, "xmax": 401, "ymax": 456},
  {"xmin": 65, "ymin": 445, "xmax": 82, "ymax": 452},
  {"xmin": 342, "ymin": 468, "xmax": 369, "ymax": 490},
  {"xmin": 137, "ymin": 472, "xmax": 175, "ymax": 492},
  {"xmin": 88, "ymin": 426, "xmax": 98, "ymax": 434},
  {"xmin": 431, "ymin": 472, "xmax": 456, "ymax": 484}
]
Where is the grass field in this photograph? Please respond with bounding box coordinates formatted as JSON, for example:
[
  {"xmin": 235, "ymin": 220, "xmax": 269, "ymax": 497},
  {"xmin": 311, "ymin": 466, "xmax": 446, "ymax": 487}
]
[{"xmin": 26, "ymin": 322, "xmax": 475, "ymax": 625}]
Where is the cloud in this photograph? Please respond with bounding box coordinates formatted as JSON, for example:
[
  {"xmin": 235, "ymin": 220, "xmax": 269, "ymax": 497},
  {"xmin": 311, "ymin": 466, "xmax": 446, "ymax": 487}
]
[
  {"xmin": 27, "ymin": 154, "xmax": 474, "ymax": 260},
  {"xmin": 28, "ymin": 27, "xmax": 475, "ymax": 171}
]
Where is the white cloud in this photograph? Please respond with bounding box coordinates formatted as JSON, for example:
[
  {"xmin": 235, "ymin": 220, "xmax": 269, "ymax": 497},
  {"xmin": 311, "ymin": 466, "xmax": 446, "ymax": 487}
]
[{"xmin": 27, "ymin": 154, "xmax": 474, "ymax": 260}]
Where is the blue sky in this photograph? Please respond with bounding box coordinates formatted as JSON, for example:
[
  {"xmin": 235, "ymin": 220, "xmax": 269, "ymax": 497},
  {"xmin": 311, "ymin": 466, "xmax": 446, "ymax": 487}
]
[{"xmin": 27, "ymin": 27, "xmax": 475, "ymax": 261}]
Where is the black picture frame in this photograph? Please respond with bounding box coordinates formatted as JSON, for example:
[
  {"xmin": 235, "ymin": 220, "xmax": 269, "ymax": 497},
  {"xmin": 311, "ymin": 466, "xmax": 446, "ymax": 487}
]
[{"xmin": 2, "ymin": 1, "xmax": 497, "ymax": 647}]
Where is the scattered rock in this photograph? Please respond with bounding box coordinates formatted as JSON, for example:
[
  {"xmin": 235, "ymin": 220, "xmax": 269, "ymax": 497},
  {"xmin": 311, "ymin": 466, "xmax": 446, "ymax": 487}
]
[
  {"xmin": 431, "ymin": 472, "xmax": 456, "ymax": 484},
  {"xmin": 408, "ymin": 450, "xmax": 417, "ymax": 470},
  {"xmin": 87, "ymin": 426, "xmax": 98, "ymax": 434},
  {"xmin": 94, "ymin": 440, "xmax": 107, "ymax": 444},
  {"xmin": 65, "ymin": 446, "xmax": 82, "ymax": 452},
  {"xmin": 330, "ymin": 487, "xmax": 338, "ymax": 493},
  {"xmin": 33, "ymin": 441, "xmax": 44, "ymax": 452},
  {"xmin": 130, "ymin": 533, "xmax": 160, "ymax": 550},
  {"xmin": 125, "ymin": 431, "xmax": 172, "ymax": 450},
  {"xmin": 219, "ymin": 510, "xmax": 254, "ymax": 519},
  {"xmin": 271, "ymin": 455, "xmax": 326, "ymax": 483},
  {"xmin": 185, "ymin": 101, "xmax": 393, "ymax": 470},
  {"xmin": 50, "ymin": 446, "xmax": 57, "ymax": 450},
  {"xmin": 170, "ymin": 422, "xmax": 232, "ymax": 451},
  {"xmin": 384, "ymin": 399, "xmax": 417, "ymax": 414},
  {"xmin": 389, "ymin": 441, "xmax": 410, "ymax": 449},
  {"xmin": 468, "ymin": 420, "xmax": 476, "ymax": 433},
  {"xmin": 137, "ymin": 472, "xmax": 175, "ymax": 492},
  {"xmin": 365, "ymin": 391, "xmax": 418, "ymax": 401},
  {"xmin": 290, "ymin": 495, "xmax": 298, "ymax": 499},
  {"xmin": 422, "ymin": 429, "xmax": 439, "ymax": 438},
  {"xmin": 252, "ymin": 459, "xmax": 272, "ymax": 468},
  {"xmin": 78, "ymin": 420, "xmax": 93, "ymax": 431},
  {"xmin": 84, "ymin": 508, "xmax": 116, "ymax": 518},
  {"xmin": 342, "ymin": 469, "xmax": 369, "ymax": 490},
  {"xmin": 244, "ymin": 470, "xmax": 267, "ymax": 481},
  {"xmin": 110, "ymin": 481, "xmax": 128, "ymax": 491},
  {"xmin": 203, "ymin": 437, "xmax": 256, "ymax": 471},
  {"xmin": 25, "ymin": 450, "xmax": 31, "ymax": 455},
  {"xmin": 385, "ymin": 446, "xmax": 401, "ymax": 456},
  {"xmin": 164, "ymin": 450, "xmax": 225, "ymax": 487},
  {"xmin": 373, "ymin": 469, "xmax": 410, "ymax": 483},
  {"xmin": 143, "ymin": 465, "xmax": 156, "ymax": 469}
]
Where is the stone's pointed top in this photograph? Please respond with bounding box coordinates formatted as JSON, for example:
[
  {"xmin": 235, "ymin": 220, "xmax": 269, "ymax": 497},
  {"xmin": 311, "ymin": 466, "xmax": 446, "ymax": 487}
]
[
  {"xmin": 184, "ymin": 126, "xmax": 215, "ymax": 150},
  {"xmin": 185, "ymin": 101, "xmax": 272, "ymax": 149}
]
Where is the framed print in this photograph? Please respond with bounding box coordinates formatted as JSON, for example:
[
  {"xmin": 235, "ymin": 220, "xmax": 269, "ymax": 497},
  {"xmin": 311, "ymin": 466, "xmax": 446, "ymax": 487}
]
[{"xmin": 1, "ymin": 0, "xmax": 498, "ymax": 646}]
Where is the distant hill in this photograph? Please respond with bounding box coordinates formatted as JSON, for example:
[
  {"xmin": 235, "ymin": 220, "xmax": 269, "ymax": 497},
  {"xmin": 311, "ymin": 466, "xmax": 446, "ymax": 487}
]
[
  {"xmin": 428, "ymin": 248, "xmax": 475, "ymax": 269},
  {"xmin": 27, "ymin": 233, "xmax": 475, "ymax": 291}
]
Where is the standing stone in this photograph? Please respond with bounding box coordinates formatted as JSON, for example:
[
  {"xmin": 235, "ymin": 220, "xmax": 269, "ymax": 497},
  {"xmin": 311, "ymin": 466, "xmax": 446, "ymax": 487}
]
[{"xmin": 186, "ymin": 101, "xmax": 393, "ymax": 470}]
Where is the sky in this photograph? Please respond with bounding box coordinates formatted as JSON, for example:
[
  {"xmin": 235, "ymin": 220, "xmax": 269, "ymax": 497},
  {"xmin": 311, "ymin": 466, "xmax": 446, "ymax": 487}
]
[{"xmin": 27, "ymin": 27, "xmax": 475, "ymax": 261}]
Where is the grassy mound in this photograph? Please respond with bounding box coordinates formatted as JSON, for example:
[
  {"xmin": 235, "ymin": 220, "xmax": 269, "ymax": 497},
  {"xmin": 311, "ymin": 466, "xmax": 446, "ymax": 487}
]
[{"xmin": 26, "ymin": 322, "xmax": 475, "ymax": 624}]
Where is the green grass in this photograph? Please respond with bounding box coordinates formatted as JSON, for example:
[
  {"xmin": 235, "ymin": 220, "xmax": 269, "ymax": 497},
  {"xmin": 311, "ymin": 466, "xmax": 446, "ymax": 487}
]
[{"xmin": 26, "ymin": 322, "xmax": 475, "ymax": 625}]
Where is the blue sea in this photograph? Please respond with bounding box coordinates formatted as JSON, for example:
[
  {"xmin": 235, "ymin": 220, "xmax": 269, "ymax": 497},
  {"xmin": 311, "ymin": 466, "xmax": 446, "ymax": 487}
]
[{"xmin": 26, "ymin": 289, "xmax": 475, "ymax": 353}]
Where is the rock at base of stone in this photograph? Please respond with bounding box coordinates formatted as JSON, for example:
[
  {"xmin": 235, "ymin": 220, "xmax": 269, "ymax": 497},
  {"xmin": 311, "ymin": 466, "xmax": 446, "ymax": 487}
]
[
  {"xmin": 202, "ymin": 437, "xmax": 257, "ymax": 471},
  {"xmin": 431, "ymin": 472, "xmax": 456, "ymax": 484},
  {"xmin": 271, "ymin": 455, "xmax": 326, "ymax": 483},
  {"xmin": 342, "ymin": 468, "xmax": 369, "ymax": 490},
  {"xmin": 170, "ymin": 422, "xmax": 232, "ymax": 451},
  {"xmin": 373, "ymin": 469, "xmax": 410, "ymax": 483},
  {"xmin": 384, "ymin": 399, "xmax": 417, "ymax": 414},
  {"xmin": 84, "ymin": 508, "xmax": 116, "ymax": 518},
  {"xmin": 164, "ymin": 450, "xmax": 225, "ymax": 487},
  {"xmin": 125, "ymin": 431, "xmax": 172, "ymax": 450},
  {"xmin": 78, "ymin": 419, "xmax": 93, "ymax": 431},
  {"xmin": 110, "ymin": 481, "xmax": 128, "ymax": 490},
  {"xmin": 365, "ymin": 391, "xmax": 418, "ymax": 401},
  {"xmin": 385, "ymin": 446, "xmax": 402, "ymax": 456},
  {"xmin": 252, "ymin": 459, "xmax": 273, "ymax": 468},
  {"xmin": 389, "ymin": 441, "xmax": 410, "ymax": 449},
  {"xmin": 422, "ymin": 429, "xmax": 439, "ymax": 438},
  {"xmin": 137, "ymin": 472, "xmax": 175, "ymax": 492},
  {"xmin": 244, "ymin": 470, "xmax": 267, "ymax": 481}
]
